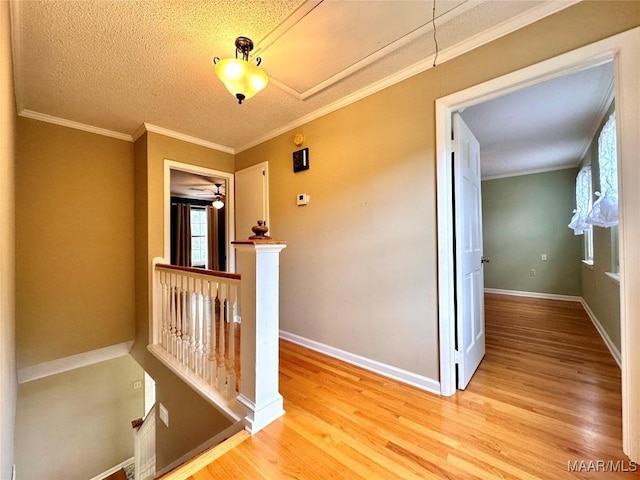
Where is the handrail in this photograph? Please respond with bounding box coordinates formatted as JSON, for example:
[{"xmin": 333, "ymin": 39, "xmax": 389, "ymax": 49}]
[{"xmin": 155, "ymin": 263, "xmax": 240, "ymax": 282}]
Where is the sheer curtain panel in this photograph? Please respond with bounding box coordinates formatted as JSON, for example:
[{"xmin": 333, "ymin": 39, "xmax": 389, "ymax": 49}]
[
  {"xmin": 569, "ymin": 166, "xmax": 592, "ymax": 235},
  {"xmin": 587, "ymin": 113, "xmax": 618, "ymax": 227}
]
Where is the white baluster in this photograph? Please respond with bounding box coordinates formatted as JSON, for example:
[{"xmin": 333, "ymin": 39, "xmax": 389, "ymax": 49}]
[
  {"xmin": 226, "ymin": 284, "xmax": 237, "ymax": 398},
  {"xmin": 188, "ymin": 276, "xmax": 197, "ymax": 371},
  {"xmin": 174, "ymin": 275, "xmax": 181, "ymax": 361},
  {"xmin": 181, "ymin": 275, "xmax": 189, "ymax": 364},
  {"xmin": 216, "ymin": 283, "xmax": 229, "ymax": 392},
  {"xmin": 202, "ymin": 279, "xmax": 212, "ymax": 383},
  {"xmin": 217, "ymin": 283, "xmax": 227, "ymax": 391},
  {"xmin": 169, "ymin": 273, "xmax": 178, "ymax": 356},
  {"xmin": 174, "ymin": 273, "xmax": 181, "ymax": 357},
  {"xmin": 160, "ymin": 270, "xmax": 169, "ymax": 351},
  {"xmin": 209, "ymin": 283, "xmax": 218, "ymax": 386}
]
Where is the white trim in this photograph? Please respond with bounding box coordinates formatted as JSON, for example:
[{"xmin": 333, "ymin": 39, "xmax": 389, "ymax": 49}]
[
  {"xmin": 135, "ymin": 123, "xmax": 234, "ymax": 154},
  {"xmin": 235, "ymin": 0, "xmax": 578, "ymax": 153},
  {"xmin": 17, "ymin": 341, "xmax": 134, "ymax": 384},
  {"xmin": 291, "ymin": 0, "xmax": 482, "ymax": 100},
  {"xmin": 163, "ymin": 160, "xmax": 236, "ymax": 273},
  {"xmin": 148, "ymin": 344, "xmax": 241, "ymax": 422},
  {"xmin": 10, "ymin": 2, "xmax": 577, "ymax": 155},
  {"xmin": 18, "ymin": 110, "xmax": 133, "ymax": 142},
  {"xmin": 484, "ymin": 288, "xmax": 582, "ymax": 302},
  {"xmin": 436, "ymin": 29, "xmax": 639, "ymax": 459},
  {"xmin": 88, "ymin": 457, "xmax": 134, "ymax": 480},
  {"xmin": 279, "ymin": 331, "xmax": 440, "ymax": 395},
  {"xmin": 580, "ymin": 299, "xmax": 622, "ymax": 368},
  {"xmin": 481, "ymin": 164, "xmax": 579, "ymax": 182},
  {"xmin": 582, "ymin": 259, "xmax": 595, "ymax": 269},
  {"xmin": 605, "ymin": 272, "xmax": 621, "ymax": 285}
]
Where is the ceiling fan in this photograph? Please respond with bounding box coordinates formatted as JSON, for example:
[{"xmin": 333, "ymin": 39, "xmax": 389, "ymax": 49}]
[{"xmin": 187, "ymin": 183, "xmax": 225, "ymax": 210}]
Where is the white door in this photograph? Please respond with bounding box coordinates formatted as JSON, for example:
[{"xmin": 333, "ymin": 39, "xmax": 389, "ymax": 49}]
[
  {"xmin": 453, "ymin": 112, "xmax": 486, "ymax": 390},
  {"xmin": 235, "ymin": 162, "xmax": 269, "ymax": 241}
]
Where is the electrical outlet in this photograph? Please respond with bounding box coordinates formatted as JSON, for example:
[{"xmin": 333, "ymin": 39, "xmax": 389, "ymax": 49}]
[
  {"xmin": 541, "ymin": 253, "xmax": 548, "ymax": 261},
  {"xmin": 133, "ymin": 380, "xmax": 142, "ymax": 390},
  {"xmin": 530, "ymin": 268, "xmax": 536, "ymax": 276}
]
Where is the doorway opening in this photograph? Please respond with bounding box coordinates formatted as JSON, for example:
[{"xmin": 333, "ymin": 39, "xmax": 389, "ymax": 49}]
[
  {"xmin": 163, "ymin": 160, "xmax": 236, "ymax": 272},
  {"xmin": 436, "ymin": 27, "xmax": 639, "ymax": 460}
]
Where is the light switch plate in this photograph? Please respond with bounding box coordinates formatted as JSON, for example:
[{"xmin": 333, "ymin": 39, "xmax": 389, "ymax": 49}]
[
  {"xmin": 297, "ymin": 193, "xmax": 309, "ymax": 206},
  {"xmin": 159, "ymin": 403, "xmax": 169, "ymax": 427}
]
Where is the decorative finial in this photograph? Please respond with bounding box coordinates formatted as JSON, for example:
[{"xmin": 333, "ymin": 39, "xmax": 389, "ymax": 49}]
[{"xmin": 249, "ymin": 220, "xmax": 271, "ymax": 239}]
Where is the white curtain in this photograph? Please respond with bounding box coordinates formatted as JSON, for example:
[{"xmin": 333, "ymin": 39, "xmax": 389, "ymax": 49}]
[
  {"xmin": 586, "ymin": 113, "xmax": 618, "ymax": 227},
  {"xmin": 569, "ymin": 166, "xmax": 592, "ymax": 235}
]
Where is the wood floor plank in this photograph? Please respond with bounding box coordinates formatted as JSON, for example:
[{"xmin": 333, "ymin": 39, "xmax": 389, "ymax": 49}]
[{"xmin": 185, "ymin": 294, "xmax": 637, "ymax": 479}]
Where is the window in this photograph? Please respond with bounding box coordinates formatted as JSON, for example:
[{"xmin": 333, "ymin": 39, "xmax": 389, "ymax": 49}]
[
  {"xmin": 190, "ymin": 207, "xmax": 208, "ymax": 268},
  {"xmin": 569, "ymin": 166, "xmax": 593, "ymax": 262},
  {"xmin": 587, "ymin": 113, "xmax": 618, "ymax": 227}
]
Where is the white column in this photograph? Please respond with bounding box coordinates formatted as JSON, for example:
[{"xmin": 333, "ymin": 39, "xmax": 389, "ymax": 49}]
[{"xmin": 232, "ymin": 240, "xmax": 287, "ymax": 434}]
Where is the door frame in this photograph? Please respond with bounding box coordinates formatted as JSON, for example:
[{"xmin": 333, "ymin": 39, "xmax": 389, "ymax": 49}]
[
  {"xmin": 436, "ymin": 27, "xmax": 640, "ymax": 459},
  {"xmin": 163, "ymin": 159, "xmax": 236, "ymax": 272}
]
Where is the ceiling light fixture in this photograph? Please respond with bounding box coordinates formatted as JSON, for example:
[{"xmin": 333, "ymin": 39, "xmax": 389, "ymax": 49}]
[
  {"xmin": 212, "ymin": 183, "xmax": 225, "ymax": 210},
  {"xmin": 213, "ymin": 36, "xmax": 268, "ymax": 104}
]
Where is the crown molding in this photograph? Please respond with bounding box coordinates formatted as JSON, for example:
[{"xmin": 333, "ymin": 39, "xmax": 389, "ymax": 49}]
[
  {"xmin": 481, "ymin": 164, "xmax": 579, "ymax": 182},
  {"xmin": 13, "ymin": 0, "xmax": 580, "ymax": 156},
  {"xmin": 135, "ymin": 123, "xmax": 235, "ymax": 154},
  {"xmin": 578, "ymin": 76, "xmax": 615, "ymax": 162},
  {"xmin": 18, "ymin": 110, "xmax": 133, "ymax": 141},
  {"xmin": 236, "ymin": 0, "xmax": 580, "ymax": 153}
]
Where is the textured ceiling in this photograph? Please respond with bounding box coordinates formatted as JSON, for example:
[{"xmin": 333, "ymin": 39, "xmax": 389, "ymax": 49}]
[
  {"xmin": 461, "ymin": 62, "xmax": 614, "ymax": 179},
  {"xmin": 12, "ymin": 0, "xmax": 577, "ymax": 154}
]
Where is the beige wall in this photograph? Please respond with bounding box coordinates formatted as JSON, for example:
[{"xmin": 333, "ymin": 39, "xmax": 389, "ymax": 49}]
[
  {"xmin": 132, "ymin": 131, "xmax": 235, "ymax": 469},
  {"xmin": 15, "ymin": 118, "xmax": 135, "ymax": 368},
  {"xmin": 236, "ymin": 1, "xmax": 640, "ymax": 382},
  {"xmin": 14, "ymin": 355, "xmax": 143, "ymax": 480},
  {"xmin": 131, "ymin": 131, "xmax": 234, "ymax": 366},
  {"xmin": 0, "ymin": 1, "xmax": 16, "ymax": 477},
  {"xmin": 154, "ymin": 367, "xmax": 232, "ymax": 472}
]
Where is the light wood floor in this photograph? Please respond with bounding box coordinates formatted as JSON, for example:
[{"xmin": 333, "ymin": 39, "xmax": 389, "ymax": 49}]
[{"xmin": 187, "ymin": 294, "xmax": 635, "ymax": 479}]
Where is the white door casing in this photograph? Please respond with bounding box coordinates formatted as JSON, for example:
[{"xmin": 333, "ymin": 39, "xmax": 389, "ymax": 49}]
[
  {"xmin": 235, "ymin": 162, "xmax": 270, "ymax": 242},
  {"xmin": 163, "ymin": 160, "xmax": 236, "ymax": 271},
  {"xmin": 436, "ymin": 28, "xmax": 640, "ymax": 461},
  {"xmin": 453, "ymin": 112, "xmax": 486, "ymax": 389}
]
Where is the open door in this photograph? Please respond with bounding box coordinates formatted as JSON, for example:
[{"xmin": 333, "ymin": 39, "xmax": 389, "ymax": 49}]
[
  {"xmin": 235, "ymin": 162, "xmax": 269, "ymax": 241},
  {"xmin": 453, "ymin": 112, "xmax": 486, "ymax": 389}
]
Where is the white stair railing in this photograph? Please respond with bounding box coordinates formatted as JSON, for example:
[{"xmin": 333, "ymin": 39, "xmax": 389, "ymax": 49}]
[
  {"xmin": 150, "ymin": 261, "xmax": 241, "ymax": 419},
  {"xmin": 150, "ymin": 238, "xmax": 286, "ymax": 435},
  {"xmin": 134, "ymin": 405, "xmax": 156, "ymax": 480}
]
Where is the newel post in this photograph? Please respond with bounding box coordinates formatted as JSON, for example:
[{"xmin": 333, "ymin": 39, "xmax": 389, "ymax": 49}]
[{"xmin": 232, "ymin": 237, "xmax": 287, "ymax": 434}]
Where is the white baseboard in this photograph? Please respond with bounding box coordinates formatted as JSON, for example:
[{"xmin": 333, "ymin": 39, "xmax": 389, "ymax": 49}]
[
  {"xmin": 580, "ymin": 299, "xmax": 622, "ymax": 368},
  {"xmin": 484, "ymin": 288, "xmax": 582, "ymax": 302},
  {"xmin": 485, "ymin": 288, "xmax": 621, "ymax": 368},
  {"xmin": 17, "ymin": 341, "xmax": 134, "ymax": 384},
  {"xmin": 279, "ymin": 331, "xmax": 440, "ymax": 395},
  {"xmin": 88, "ymin": 456, "xmax": 134, "ymax": 480}
]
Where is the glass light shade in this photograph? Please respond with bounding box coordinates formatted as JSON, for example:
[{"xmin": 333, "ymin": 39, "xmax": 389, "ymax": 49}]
[
  {"xmin": 215, "ymin": 58, "xmax": 268, "ymax": 102},
  {"xmin": 212, "ymin": 198, "xmax": 225, "ymax": 210}
]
